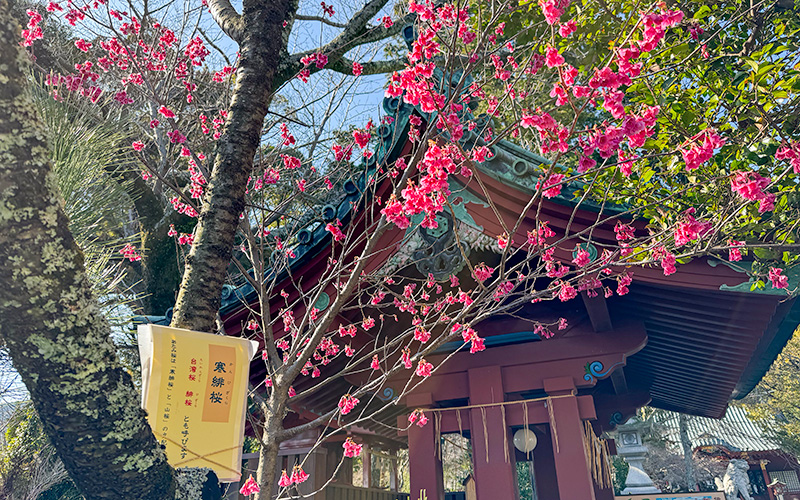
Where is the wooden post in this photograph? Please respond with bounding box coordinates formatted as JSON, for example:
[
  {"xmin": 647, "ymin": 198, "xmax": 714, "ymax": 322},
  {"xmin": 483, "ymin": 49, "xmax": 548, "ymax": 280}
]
[
  {"xmin": 408, "ymin": 393, "xmax": 445, "ymax": 500},
  {"xmin": 362, "ymin": 446, "xmax": 372, "ymax": 488},
  {"xmin": 468, "ymin": 366, "xmax": 517, "ymax": 500},
  {"xmin": 761, "ymin": 460, "xmax": 776, "ymax": 500},
  {"xmin": 390, "ymin": 449, "xmax": 398, "ymax": 491},
  {"xmin": 225, "ymin": 453, "xmax": 259, "ymax": 500},
  {"xmin": 295, "ymin": 448, "xmax": 327, "ymax": 500},
  {"xmin": 544, "ymin": 377, "xmax": 596, "ymax": 500}
]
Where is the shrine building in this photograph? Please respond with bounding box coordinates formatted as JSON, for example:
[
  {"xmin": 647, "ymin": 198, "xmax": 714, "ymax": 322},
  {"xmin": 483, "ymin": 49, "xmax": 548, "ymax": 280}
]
[{"xmin": 141, "ymin": 37, "xmax": 800, "ymax": 500}]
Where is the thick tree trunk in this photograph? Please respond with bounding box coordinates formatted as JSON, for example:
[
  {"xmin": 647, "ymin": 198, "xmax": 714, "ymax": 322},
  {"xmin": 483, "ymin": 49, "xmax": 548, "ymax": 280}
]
[
  {"xmin": 142, "ymin": 213, "xmax": 195, "ymax": 315},
  {"xmin": 170, "ymin": 0, "xmax": 297, "ymax": 333},
  {"xmin": 0, "ymin": 4, "xmax": 178, "ymax": 498},
  {"xmin": 102, "ymin": 161, "xmax": 190, "ymax": 316}
]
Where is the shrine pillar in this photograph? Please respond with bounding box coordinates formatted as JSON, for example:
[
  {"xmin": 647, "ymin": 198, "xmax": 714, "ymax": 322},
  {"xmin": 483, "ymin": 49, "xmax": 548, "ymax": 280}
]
[
  {"xmin": 407, "ymin": 393, "xmax": 444, "ymax": 500},
  {"xmin": 361, "ymin": 446, "xmax": 372, "ymax": 488},
  {"xmin": 389, "ymin": 449, "xmax": 399, "ymax": 492},
  {"xmin": 468, "ymin": 366, "xmax": 517, "ymax": 500},
  {"xmin": 544, "ymin": 376, "xmax": 596, "ymax": 500}
]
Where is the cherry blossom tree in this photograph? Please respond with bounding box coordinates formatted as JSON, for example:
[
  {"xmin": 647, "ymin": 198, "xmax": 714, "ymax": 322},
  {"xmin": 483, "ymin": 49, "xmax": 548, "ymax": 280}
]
[{"xmin": 2, "ymin": 0, "xmax": 800, "ymax": 499}]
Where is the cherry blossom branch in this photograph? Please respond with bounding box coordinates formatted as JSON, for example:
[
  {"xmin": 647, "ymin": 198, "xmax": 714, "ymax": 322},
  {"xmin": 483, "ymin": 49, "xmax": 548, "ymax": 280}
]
[
  {"xmin": 294, "ymin": 14, "xmax": 348, "ymax": 29},
  {"xmin": 326, "ymin": 55, "xmax": 407, "ymax": 76}
]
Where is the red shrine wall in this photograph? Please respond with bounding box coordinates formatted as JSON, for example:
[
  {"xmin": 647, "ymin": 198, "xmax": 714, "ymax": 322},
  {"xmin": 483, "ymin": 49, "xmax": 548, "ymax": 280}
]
[{"xmin": 395, "ymin": 323, "xmax": 645, "ymax": 500}]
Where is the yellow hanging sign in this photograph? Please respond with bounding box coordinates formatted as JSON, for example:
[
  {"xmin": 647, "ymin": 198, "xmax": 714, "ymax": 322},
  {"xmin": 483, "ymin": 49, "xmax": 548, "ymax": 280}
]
[{"xmin": 138, "ymin": 324, "xmax": 258, "ymax": 482}]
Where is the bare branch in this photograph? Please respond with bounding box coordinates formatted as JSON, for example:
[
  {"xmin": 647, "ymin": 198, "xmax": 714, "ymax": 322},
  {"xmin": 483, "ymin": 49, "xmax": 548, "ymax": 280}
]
[
  {"xmin": 207, "ymin": 0, "xmax": 244, "ymax": 43},
  {"xmin": 295, "ymin": 14, "xmax": 348, "ymax": 29},
  {"xmin": 327, "ymin": 55, "xmax": 407, "ymax": 76},
  {"xmin": 276, "ymin": 0, "xmax": 412, "ymax": 85}
]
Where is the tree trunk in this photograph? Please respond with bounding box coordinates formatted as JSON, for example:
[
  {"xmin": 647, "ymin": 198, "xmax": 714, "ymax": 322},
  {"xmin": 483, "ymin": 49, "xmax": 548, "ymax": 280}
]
[
  {"xmin": 0, "ymin": 3, "xmax": 177, "ymax": 498},
  {"xmin": 256, "ymin": 405, "xmax": 285, "ymax": 500},
  {"xmin": 678, "ymin": 413, "xmax": 697, "ymax": 492},
  {"xmin": 102, "ymin": 159, "xmax": 190, "ymax": 316},
  {"xmin": 142, "ymin": 213, "xmax": 195, "ymax": 315},
  {"xmin": 170, "ymin": 0, "xmax": 297, "ymax": 333}
]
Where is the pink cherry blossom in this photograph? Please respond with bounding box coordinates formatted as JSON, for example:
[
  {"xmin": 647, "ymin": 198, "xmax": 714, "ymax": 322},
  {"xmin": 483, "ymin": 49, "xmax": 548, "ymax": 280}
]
[
  {"xmin": 680, "ymin": 128, "xmax": 725, "ymax": 170},
  {"xmin": 557, "ymin": 282, "xmax": 577, "ymax": 301},
  {"xmin": 408, "ymin": 409, "xmax": 429, "ymax": 427},
  {"xmin": 769, "ymin": 267, "xmax": 789, "ymax": 289},
  {"xmin": 617, "ymin": 273, "xmax": 633, "ymax": 296},
  {"xmin": 539, "ymin": 0, "xmax": 568, "ymax": 24},
  {"xmin": 338, "ymin": 394, "xmax": 359, "ymax": 415},
  {"xmin": 776, "ymin": 142, "xmax": 800, "ymax": 173},
  {"xmin": 353, "ymin": 129, "xmax": 371, "ymax": 148},
  {"xmin": 402, "ymin": 347, "xmax": 412, "ymax": 369},
  {"xmin": 415, "ymin": 359, "xmax": 433, "ymax": 377},
  {"xmin": 541, "ymin": 173, "xmax": 566, "ymax": 198},
  {"xmin": 119, "ymin": 243, "xmax": 142, "ymax": 262},
  {"xmin": 290, "ymin": 466, "xmax": 309, "ymax": 484},
  {"xmin": 730, "ymin": 171, "xmax": 775, "ymax": 213},
  {"xmin": 326, "ymin": 220, "xmax": 346, "ymax": 242},
  {"xmin": 673, "ymin": 209, "xmax": 712, "ymax": 246},
  {"xmin": 497, "ymin": 233, "xmax": 509, "ymax": 250},
  {"xmin": 75, "ymin": 39, "xmax": 92, "ymax": 52},
  {"xmin": 653, "ymin": 246, "xmax": 677, "ymax": 276},
  {"xmin": 578, "ymin": 156, "xmax": 596, "ymax": 173},
  {"xmin": 239, "ymin": 475, "xmax": 260, "ymax": 496},
  {"xmin": 572, "ymin": 248, "xmax": 591, "ymax": 267},
  {"xmin": 727, "ymin": 240, "xmax": 744, "ymax": 262},
  {"xmin": 280, "ymin": 123, "xmax": 295, "ymax": 146},
  {"xmin": 559, "ymin": 19, "xmax": 577, "ymax": 37},
  {"xmin": 343, "ymin": 438, "xmax": 363, "ymax": 458},
  {"xmin": 414, "ymin": 326, "xmax": 431, "ymax": 343},
  {"xmin": 469, "ymin": 336, "xmax": 485, "ymax": 353},
  {"xmin": 158, "ymin": 106, "xmax": 175, "ymax": 118},
  {"xmin": 472, "ymin": 263, "xmax": 494, "ymax": 283},
  {"xmin": 22, "ymin": 10, "xmax": 44, "ymax": 47},
  {"xmin": 545, "ymin": 46, "xmax": 565, "ymax": 68}
]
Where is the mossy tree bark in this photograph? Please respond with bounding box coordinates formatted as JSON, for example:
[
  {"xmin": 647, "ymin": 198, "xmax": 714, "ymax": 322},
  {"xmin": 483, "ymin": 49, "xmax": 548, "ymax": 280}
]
[
  {"xmin": 0, "ymin": 3, "xmax": 178, "ymax": 498},
  {"xmin": 141, "ymin": 212, "xmax": 196, "ymax": 316},
  {"xmin": 102, "ymin": 161, "xmax": 192, "ymax": 316}
]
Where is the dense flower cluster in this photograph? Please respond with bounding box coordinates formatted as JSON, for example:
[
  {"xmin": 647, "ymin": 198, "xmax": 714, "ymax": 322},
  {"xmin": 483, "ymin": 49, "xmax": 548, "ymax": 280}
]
[
  {"xmin": 769, "ymin": 267, "xmax": 789, "ymax": 289},
  {"xmin": 21, "ymin": 5, "xmax": 799, "ymax": 497},
  {"xmin": 776, "ymin": 142, "xmax": 800, "ymax": 173},
  {"xmin": 415, "ymin": 358, "xmax": 433, "ymax": 377},
  {"xmin": 673, "ymin": 209, "xmax": 712, "ymax": 246},
  {"xmin": 730, "ymin": 171, "xmax": 775, "ymax": 213},
  {"xmin": 680, "ymin": 128, "xmax": 725, "ymax": 171}
]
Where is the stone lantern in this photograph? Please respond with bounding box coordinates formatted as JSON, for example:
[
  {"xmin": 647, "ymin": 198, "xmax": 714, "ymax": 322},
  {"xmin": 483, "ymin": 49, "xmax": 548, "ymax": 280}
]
[{"xmin": 616, "ymin": 420, "xmax": 661, "ymax": 495}]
